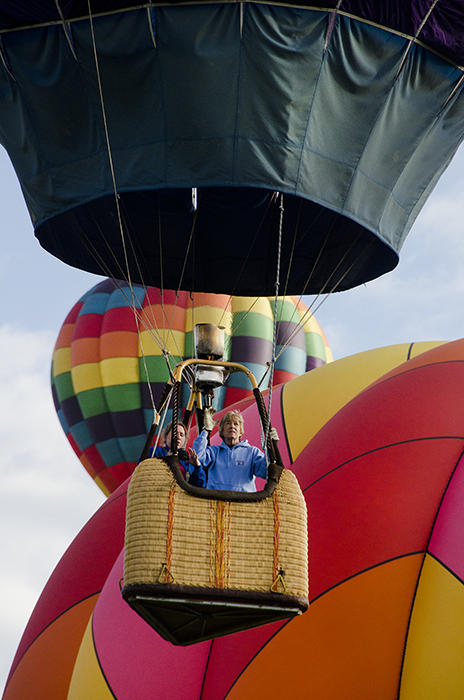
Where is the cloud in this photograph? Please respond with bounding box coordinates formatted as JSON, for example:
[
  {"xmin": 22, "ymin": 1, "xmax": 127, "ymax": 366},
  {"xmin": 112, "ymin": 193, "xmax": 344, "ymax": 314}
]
[{"xmin": 0, "ymin": 325, "xmax": 105, "ymax": 694}]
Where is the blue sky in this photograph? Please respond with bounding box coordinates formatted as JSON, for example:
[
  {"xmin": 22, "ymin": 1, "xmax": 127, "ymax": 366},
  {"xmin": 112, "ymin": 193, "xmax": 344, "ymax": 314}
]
[{"xmin": 1, "ymin": 140, "xmax": 464, "ymax": 692}]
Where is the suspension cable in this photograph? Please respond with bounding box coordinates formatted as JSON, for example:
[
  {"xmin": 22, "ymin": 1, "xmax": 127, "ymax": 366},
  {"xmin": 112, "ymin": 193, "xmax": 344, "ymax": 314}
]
[{"xmin": 264, "ymin": 193, "xmax": 284, "ymax": 457}]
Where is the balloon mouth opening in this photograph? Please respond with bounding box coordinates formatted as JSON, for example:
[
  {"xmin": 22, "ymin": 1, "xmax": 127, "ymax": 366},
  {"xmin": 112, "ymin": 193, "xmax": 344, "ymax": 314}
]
[{"xmin": 35, "ymin": 187, "xmax": 399, "ymax": 297}]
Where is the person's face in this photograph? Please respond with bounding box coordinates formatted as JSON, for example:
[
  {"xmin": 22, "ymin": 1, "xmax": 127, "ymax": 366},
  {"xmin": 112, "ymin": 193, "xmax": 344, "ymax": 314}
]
[
  {"xmin": 165, "ymin": 425, "xmax": 187, "ymax": 450},
  {"xmin": 222, "ymin": 417, "xmax": 242, "ymax": 446}
]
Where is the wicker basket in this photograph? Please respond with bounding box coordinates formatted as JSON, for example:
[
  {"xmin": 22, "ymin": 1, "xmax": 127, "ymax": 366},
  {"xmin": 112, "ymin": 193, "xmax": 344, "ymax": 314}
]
[{"xmin": 122, "ymin": 457, "xmax": 309, "ymax": 644}]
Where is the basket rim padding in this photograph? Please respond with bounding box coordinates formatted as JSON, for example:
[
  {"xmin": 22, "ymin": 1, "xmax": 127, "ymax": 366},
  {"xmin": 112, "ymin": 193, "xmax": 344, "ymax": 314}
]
[{"xmin": 159, "ymin": 454, "xmax": 285, "ymax": 502}]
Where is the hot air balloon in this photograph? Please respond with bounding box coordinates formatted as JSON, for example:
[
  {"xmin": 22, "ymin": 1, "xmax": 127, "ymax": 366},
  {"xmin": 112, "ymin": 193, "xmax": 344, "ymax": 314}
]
[
  {"xmin": 1, "ymin": 2, "xmax": 464, "ymax": 298},
  {"xmin": 51, "ymin": 278, "xmax": 331, "ymax": 495},
  {"xmin": 5, "ymin": 339, "xmax": 464, "ymax": 700},
  {"xmin": 3, "ymin": 0, "xmax": 464, "ymax": 691}
]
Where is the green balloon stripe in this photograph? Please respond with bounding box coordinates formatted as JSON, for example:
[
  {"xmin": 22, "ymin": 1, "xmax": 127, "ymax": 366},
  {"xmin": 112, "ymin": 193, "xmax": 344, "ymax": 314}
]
[
  {"xmin": 305, "ymin": 332, "xmax": 327, "ymax": 361},
  {"xmin": 269, "ymin": 298, "xmax": 301, "ymax": 323},
  {"xmin": 77, "ymin": 384, "xmax": 142, "ymax": 418},
  {"xmin": 54, "ymin": 371, "xmax": 75, "ymax": 402},
  {"xmin": 232, "ymin": 312, "xmax": 273, "ymax": 339},
  {"xmin": 138, "ymin": 355, "xmax": 174, "ymax": 384}
]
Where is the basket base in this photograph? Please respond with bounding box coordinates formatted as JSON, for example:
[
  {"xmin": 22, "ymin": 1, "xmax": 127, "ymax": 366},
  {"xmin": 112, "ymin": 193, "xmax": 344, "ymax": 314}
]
[{"xmin": 122, "ymin": 584, "xmax": 308, "ymax": 645}]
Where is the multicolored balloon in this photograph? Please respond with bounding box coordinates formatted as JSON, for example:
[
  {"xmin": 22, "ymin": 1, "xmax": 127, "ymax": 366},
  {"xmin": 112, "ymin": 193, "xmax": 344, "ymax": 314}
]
[
  {"xmin": 7, "ymin": 339, "xmax": 464, "ymax": 700},
  {"xmin": 51, "ymin": 279, "xmax": 331, "ymax": 495}
]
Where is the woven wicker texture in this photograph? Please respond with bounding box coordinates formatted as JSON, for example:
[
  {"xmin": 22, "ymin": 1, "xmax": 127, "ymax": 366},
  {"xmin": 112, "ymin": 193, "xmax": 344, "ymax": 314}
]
[{"xmin": 124, "ymin": 458, "xmax": 308, "ymax": 598}]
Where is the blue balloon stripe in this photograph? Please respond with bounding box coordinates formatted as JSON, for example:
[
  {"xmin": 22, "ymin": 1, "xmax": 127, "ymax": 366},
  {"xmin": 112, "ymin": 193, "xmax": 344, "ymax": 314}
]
[
  {"xmin": 107, "ymin": 282, "xmax": 146, "ymax": 309},
  {"xmin": 76, "ymin": 292, "xmax": 111, "ymax": 316},
  {"xmin": 70, "ymin": 419, "xmax": 95, "ymax": 451},
  {"xmin": 275, "ymin": 345, "xmax": 307, "ymax": 375},
  {"xmin": 55, "ymin": 408, "xmax": 70, "ymax": 435},
  {"xmin": 93, "ymin": 437, "xmax": 126, "ymax": 467},
  {"xmin": 226, "ymin": 362, "xmax": 268, "ymax": 390},
  {"xmin": 96, "ymin": 434, "xmax": 147, "ymax": 466}
]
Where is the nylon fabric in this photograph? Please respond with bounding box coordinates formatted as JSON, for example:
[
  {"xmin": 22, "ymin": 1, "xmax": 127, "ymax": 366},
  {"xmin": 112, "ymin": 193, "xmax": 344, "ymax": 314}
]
[{"xmin": 1, "ymin": 4, "xmax": 464, "ymax": 293}]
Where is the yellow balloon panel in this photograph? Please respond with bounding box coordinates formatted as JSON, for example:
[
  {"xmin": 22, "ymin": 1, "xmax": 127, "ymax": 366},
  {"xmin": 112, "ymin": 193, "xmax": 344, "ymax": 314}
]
[
  {"xmin": 283, "ymin": 342, "xmax": 444, "ymax": 461},
  {"xmin": 52, "ymin": 347, "xmax": 72, "ymax": 376},
  {"xmin": 71, "ymin": 362, "xmax": 104, "ymax": 393},
  {"xmin": 232, "ymin": 296, "xmax": 273, "ymax": 319},
  {"xmin": 228, "ymin": 555, "xmax": 423, "ymax": 700},
  {"xmin": 68, "ymin": 615, "xmax": 115, "ymax": 700},
  {"xmin": 401, "ymin": 555, "xmax": 464, "ymax": 700},
  {"xmin": 138, "ymin": 328, "xmax": 185, "ymax": 358},
  {"xmin": 73, "ymin": 358, "xmax": 141, "ymax": 392},
  {"xmin": 100, "ymin": 357, "xmax": 139, "ymax": 387},
  {"xmin": 184, "ymin": 306, "xmax": 233, "ymax": 334}
]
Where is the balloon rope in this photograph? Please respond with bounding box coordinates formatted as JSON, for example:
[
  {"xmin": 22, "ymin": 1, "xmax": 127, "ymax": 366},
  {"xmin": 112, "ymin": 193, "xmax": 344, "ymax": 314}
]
[
  {"xmin": 218, "ymin": 192, "xmax": 281, "ymax": 363},
  {"xmin": 86, "ymin": 0, "xmax": 138, "ymax": 308},
  {"xmin": 394, "ymin": 0, "xmax": 440, "ymax": 81},
  {"xmin": 221, "ymin": 296, "xmax": 261, "ymax": 355},
  {"xmin": 134, "ymin": 308, "xmax": 158, "ymax": 416},
  {"xmin": 217, "ymin": 192, "xmax": 277, "ymax": 328},
  {"xmin": 86, "ymin": 2, "xmax": 174, "ymax": 399},
  {"xmin": 281, "ymin": 219, "xmax": 358, "ymax": 333},
  {"xmin": 86, "ymin": 2, "xmax": 188, "ymax": 386},
  {"xmin": 280, "ymin": 199, "xmax": 302, "ymax": 301},
  {"xmin": 54, "ymin": 1, "xmax": 78, "ymax": 60},
  {"xmin": 273, "ymin": 238, "xmax": 374, "ymax": 362},
  {"xmin": 230, "ymin": 201, "xmax": 327, "ymax": 385},
  {"xmin": 265, "ymin": 194, "xmax": 284, "ymax": 456}
]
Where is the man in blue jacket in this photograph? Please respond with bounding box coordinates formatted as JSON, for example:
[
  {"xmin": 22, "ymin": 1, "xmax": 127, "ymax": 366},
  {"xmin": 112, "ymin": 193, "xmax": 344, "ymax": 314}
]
[{"xmin": 192, "ymin": 409, "xmax": 278, "ymax": 492}]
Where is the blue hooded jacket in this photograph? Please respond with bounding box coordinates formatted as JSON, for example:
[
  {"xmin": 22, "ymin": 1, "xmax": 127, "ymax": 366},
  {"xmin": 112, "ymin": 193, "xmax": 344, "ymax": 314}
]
[{"xmin": 192, "ymin": 430, "xmax": 267, "ymax": 492}]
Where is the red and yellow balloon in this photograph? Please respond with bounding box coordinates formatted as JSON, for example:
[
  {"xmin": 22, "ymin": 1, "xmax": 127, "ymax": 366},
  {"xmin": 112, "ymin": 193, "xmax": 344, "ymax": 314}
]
[{"xmin": 6, "ymin": 338, "xmax": 464, "ymax": 700}]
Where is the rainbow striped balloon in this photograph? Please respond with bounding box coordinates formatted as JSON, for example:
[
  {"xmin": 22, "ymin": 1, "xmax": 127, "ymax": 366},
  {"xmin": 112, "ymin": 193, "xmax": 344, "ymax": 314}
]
[{"xmin": 51, "ymin": 279, "xmax": 331, "ymax": 495}]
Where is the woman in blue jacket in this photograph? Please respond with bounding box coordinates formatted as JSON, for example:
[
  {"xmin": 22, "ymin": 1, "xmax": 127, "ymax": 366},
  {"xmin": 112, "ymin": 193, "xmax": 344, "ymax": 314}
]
[{"xmin": 193, "ymin": 409, "xmax": 278, "ymax": 492}]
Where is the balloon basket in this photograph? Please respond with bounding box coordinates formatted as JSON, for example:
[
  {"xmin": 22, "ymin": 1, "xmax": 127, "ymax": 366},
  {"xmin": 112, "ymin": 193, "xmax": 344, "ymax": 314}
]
[{"xmin": 122, "ymin": 457, "xmax": 309, "ymax": 645}]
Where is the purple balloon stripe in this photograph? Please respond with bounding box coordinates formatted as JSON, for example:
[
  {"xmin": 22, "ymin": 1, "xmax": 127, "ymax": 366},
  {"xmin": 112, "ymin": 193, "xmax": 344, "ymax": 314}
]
[
  {"xmin": 229, "ymin": 336, "xmax": 273, "ymax": 365},
  {"xmin": 86, "ymin": 409, "xmax": 146, "ymax": 441}
]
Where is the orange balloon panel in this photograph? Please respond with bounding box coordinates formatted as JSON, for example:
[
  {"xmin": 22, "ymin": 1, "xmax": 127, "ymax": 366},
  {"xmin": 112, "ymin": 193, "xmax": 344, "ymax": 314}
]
[
  {"xmin": 71, "ymin": 336, "xmax": 101, "ymax": 364},
  {"xmin": 226, "ymin": 556, "xmax": 423, "ymax": 700},
  {"xmin": 3, "ymin": 596, "xmax": 98, "ymax": 700}
]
